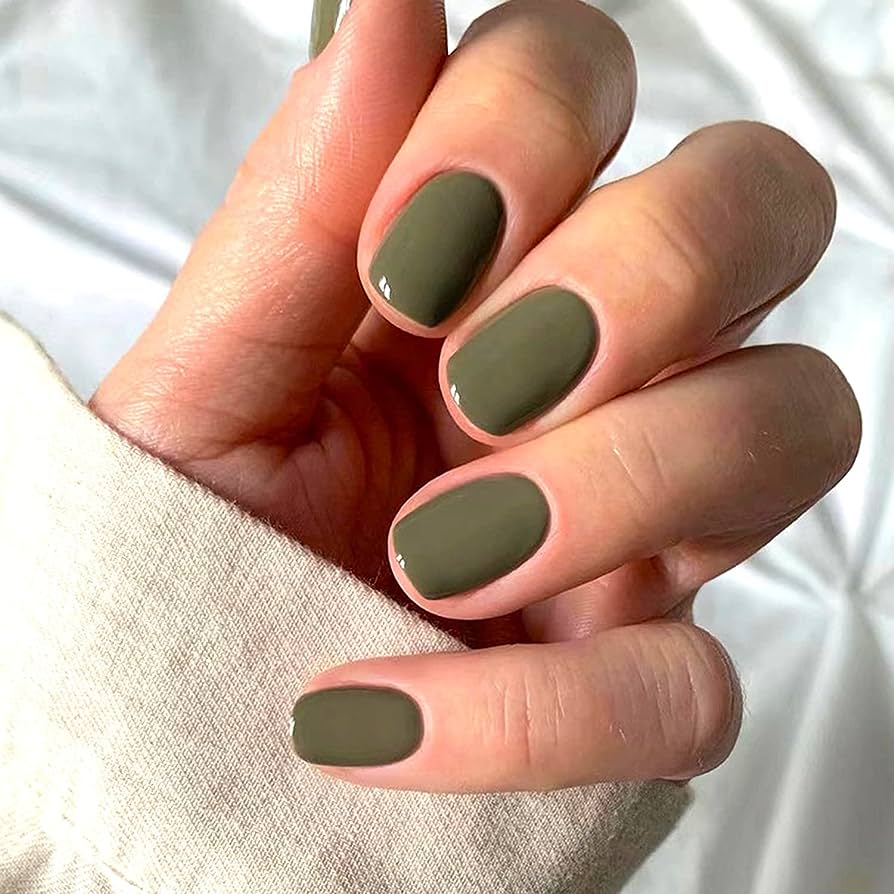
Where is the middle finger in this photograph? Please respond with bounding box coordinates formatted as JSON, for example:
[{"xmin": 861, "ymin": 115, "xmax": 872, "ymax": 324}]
[{"xmin": 442, "ymin": 121, "xmax": 836, "ymax": 442}]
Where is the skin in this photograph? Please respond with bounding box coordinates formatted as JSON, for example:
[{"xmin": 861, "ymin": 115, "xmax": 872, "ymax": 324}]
[{"xmin": 91, "ymin": 0, "xmax": 861, "ymax": 793}]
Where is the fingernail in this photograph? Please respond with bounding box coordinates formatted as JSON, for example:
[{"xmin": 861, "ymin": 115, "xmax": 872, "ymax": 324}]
[
  {"xmin": 310, "ymin": 0, "xmax": 351, "ymax": 59},
  {"xmin": 393, "ymin": 475, "xmax": 550, "ymax": 600},
  {"xmin": 447, "ymin": 288, "xmax": 598, "ymax": 435},
  {"xmin": 370, "ymin": 172, "xmax": 505, "ymax": 328},
  {"xmin": 292, "ymin": 687, "xmax": 423, "ymax": 767}
]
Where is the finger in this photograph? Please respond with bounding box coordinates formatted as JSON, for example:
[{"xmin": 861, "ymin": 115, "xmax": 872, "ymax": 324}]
[
  {"xmin": 522, "ymin": 571, "xmax": 701, "ymax": 643},
  {"xmin": 291, "ymin": 620, "xmax": 741, "ymax": 791},
  {"xmin": 358, "ymin": 0, "xmax": 636, "ymax": 334},
  {"xmin": 389, "ymin": 344, "xmax": 861, "ymax": 619},
  {"xmin": 92, "ymin": 0, "xmax": 446, "ymax": 455},
  {"xmin": 441, "ymin": 121, "xmax": 837, "ymax": 442}
]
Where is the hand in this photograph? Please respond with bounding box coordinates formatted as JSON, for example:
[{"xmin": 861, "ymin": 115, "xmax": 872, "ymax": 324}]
[{"xmin": 91, "ymin": 0, "xmax": 860, "ymax": 792}]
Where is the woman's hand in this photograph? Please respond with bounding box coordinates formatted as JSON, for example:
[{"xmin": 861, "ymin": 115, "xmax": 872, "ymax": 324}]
[{"xmin": 91, "ymin": 0, "xmax": 860, "ymax": 792}]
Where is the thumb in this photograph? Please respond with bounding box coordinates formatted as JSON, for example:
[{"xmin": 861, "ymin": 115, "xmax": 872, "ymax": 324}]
[{"xmin": 93, "ymin": 0, "xmax": 446, "ymax": 455}]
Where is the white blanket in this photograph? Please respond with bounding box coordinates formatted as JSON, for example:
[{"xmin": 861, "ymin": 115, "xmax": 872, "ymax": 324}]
[{"xmin": 1, "ymin": 1, "xmax": 892, "ymax": 891}]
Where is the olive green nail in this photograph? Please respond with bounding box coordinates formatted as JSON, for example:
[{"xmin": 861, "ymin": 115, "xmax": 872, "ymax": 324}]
[
  {"xmin": 310, "ymin": 0, "xmax": 351, "ymax": 59},
  {"xmin": 370, "ymin": 172, "xmax": 505, "ymax": 328},
  {"xmin": 447, "ymin": 288, "xmax": 598, "ymax": 436},
  {"xmin": 292, "ymin": 687, "xmax": 423, "ymax": 767},
  {"xmin": 393, "ymin": 475, "xmax": 550, "ymax": 600}
]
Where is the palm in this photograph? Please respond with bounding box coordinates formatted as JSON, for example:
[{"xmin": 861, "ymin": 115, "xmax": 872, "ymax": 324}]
[{"xmin": 151, "ymin": 313, "xmax": 512, "ymax": 642}]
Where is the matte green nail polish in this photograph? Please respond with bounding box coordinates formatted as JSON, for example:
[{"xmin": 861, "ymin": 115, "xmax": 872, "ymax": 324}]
[
  {"xmin": 292, "ymin": 687, "xmax": 423, "ymax": 767},
  {"xmin": 310, "ymin": 0, "xmax": 351, "ymax": 59},
  {"xmin": 393, "ymin": 475, "xmax": 550, "ymax": 600},
  {"xmin": 447, "ymin": 288, "xmax": 598, "ymax": 435},
  {"xmin": 370, "ymin": 172, "xmax": 505, "ymax": 327}
]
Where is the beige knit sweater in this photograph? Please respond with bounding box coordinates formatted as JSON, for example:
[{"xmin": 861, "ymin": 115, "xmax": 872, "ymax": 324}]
[{"xmin": 0, "ymin": 314, "xmax": 689, "ymax": 893}]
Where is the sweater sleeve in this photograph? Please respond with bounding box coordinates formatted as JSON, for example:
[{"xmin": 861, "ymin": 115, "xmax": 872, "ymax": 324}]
[{"xmin": 0, "ymin": 314, "xmax": 689, "ymax": 894}]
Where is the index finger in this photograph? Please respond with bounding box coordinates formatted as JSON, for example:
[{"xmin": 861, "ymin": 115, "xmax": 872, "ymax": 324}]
[{"xmin": 358, "ymin": 0, "xmax": 636, "ymax": 335}]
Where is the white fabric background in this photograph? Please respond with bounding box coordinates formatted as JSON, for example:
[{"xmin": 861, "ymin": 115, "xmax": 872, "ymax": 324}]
[{"xmin": 0, "ymin": 0, "xmax": 892, "ymax": 891}]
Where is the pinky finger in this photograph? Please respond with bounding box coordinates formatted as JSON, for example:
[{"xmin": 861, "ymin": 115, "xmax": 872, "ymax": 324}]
[{"xmin": 291, "ymin": 620, "xmax": 742, "ymax": 792}]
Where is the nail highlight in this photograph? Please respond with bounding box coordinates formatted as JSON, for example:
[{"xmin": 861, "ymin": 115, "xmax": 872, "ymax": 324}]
[
  {"xmin": 370, "ymin": 172, "xmax": 505, "ymax": 328},
  {"xmin": 310, "ymin": 0, "xmax": 351, "ymax": 59},
  {"xmin": 393, "ymin": 475, "xmax": 550, "ymax": 600},
  {"xmin": 447, "ymin": 287, "xmax": 598, "ymax": 435},
  {"xmin": 292, "ymin": 687, "xmax": 423, "ymax": 767}
]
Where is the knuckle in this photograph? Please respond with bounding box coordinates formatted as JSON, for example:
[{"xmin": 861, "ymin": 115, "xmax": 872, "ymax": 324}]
[
  {"xmin": 470, "ymin": 0, "xmax": 634, "ymax": 61},
  {"xmin": 703, "ymin": 121, "xmax": 836, "ymax": 254},
  {"xmin": 645, "ymin": 624, "xmax": 741, "ymax": 776},
  {"xmin": 787, "ymin": 345, "xmax": 863, "ymax": 480},
  {"xmin": 745, "ymin": 122, "xmax": 836, "ymax": 239},
  {"xmin": 665, "ymin": 122, "xmax": 836, "ymax": 323},
  {"xmin": 460, "ymin": 0, "xmax": 635, "ymax": 164}
]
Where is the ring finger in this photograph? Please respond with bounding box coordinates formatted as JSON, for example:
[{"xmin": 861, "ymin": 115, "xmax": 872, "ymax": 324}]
[{"xmin": 389, "ymin": 343, "xmax": 861, "ymax": 620}]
